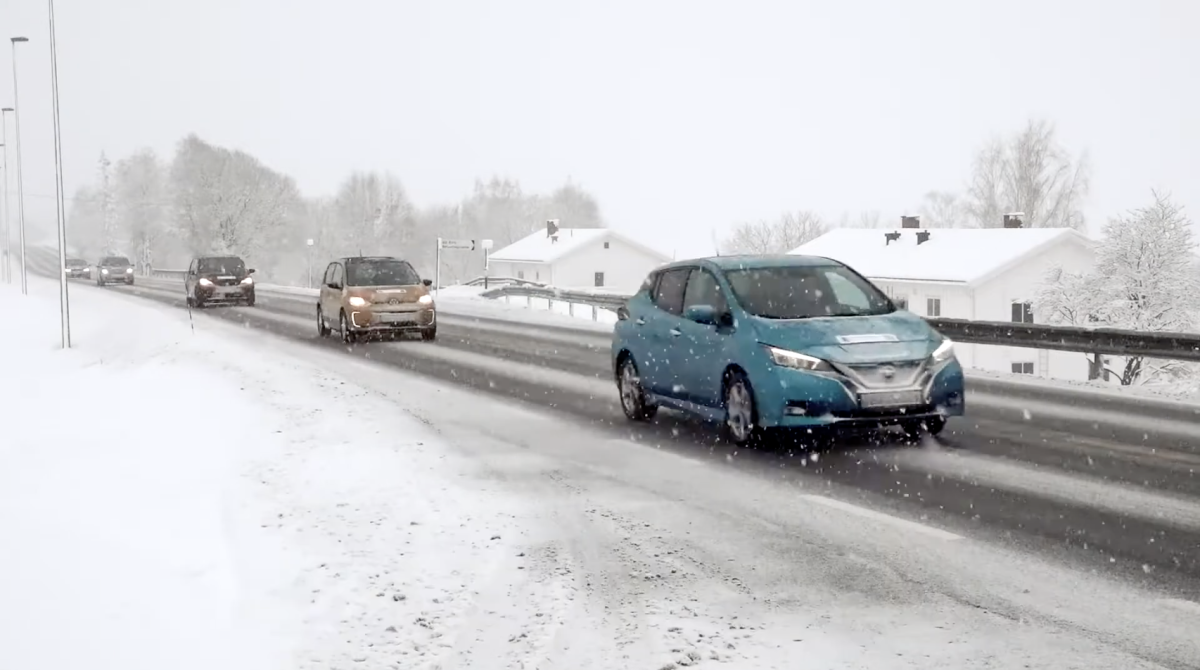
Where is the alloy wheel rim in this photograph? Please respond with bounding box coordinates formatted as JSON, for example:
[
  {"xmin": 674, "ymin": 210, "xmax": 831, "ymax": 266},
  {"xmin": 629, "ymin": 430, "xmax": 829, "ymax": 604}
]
[
  {"xmin": 620, "ymin": 363, "xmax": 639, "ymax": 413},
  {"xmin": 726, "ymin": 382, "xmax": 753, "ymax": 441}
]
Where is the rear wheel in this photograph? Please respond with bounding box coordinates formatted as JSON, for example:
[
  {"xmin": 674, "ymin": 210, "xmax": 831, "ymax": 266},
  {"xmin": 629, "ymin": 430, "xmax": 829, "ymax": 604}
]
[
  {"xmin": 722, "ymin": 371, "xmax": 760, "ymax": 447},
  {"xmin": 316, "ymin": 306, "xmax": 331, "ymax": 338},
  {"xmin": 617, "ymin": 357, "xmax": 657, "ymax": 421}
]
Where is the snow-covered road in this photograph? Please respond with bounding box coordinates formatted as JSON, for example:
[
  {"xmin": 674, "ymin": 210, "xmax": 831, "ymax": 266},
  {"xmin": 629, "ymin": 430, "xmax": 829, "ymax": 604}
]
[{"xmin": 2, "ymin": 278, "xmax": 1199, "ymax": 669}]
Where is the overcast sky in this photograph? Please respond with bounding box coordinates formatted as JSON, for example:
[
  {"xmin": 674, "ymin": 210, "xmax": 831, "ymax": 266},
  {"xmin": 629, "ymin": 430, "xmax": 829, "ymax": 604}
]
[{"xmin": 1, "ymin": 0, "xmax": 1196, "ymax": 258}]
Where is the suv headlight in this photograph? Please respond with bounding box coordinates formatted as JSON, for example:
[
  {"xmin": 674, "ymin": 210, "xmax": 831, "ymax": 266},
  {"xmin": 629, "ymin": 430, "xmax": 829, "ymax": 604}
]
[
  {"xmin": 348, "ymin": 296, "xmax": 368, "ymax": 307},
  {"xmin": 101, "ymin": 268, "xmax": 109, "ymax": 274},
  {"xmin": 763, "ymin": 345, "xmax": 833, "ymax": 372},
  {"xmin": 198, "ymin": 277, "xmax": 213, "ymax": 286},
  {"xmin": 930, "ymin": 338, "xmax": 955, "ymax": 365}
]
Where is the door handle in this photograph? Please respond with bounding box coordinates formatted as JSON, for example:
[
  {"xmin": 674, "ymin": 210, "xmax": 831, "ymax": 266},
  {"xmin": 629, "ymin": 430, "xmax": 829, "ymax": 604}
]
[
  {"xmin": 635, "ymin": 318, "xmax": 646, "ymax": 326},
  {"xmin": 669, "ymin": 328, "xmax": 682, "ymax": 337}
]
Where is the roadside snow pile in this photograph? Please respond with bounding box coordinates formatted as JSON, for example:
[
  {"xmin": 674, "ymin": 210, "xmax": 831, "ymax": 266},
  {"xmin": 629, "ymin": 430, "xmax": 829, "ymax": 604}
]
[{"xmin": 0, "ymin": 281, "xmax": 549, "ymax": 670}]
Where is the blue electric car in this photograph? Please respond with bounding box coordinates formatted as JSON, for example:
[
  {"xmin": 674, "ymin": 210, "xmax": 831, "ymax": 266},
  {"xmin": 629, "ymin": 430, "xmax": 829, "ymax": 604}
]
[{"xmin": 611, "ymin": 255, "xmax": 965, "ymax": 445}]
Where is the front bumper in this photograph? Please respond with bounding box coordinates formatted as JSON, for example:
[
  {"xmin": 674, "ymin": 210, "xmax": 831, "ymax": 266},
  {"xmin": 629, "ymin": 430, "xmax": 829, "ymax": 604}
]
[
  {"xmin": 196, "ymin": 284, "xmax": 254, "ymax": 302},
  {"xmin": 348, "ymin": 307, "xmax": 436, "ymax": 331},
  {"xmin": 750, "ymin": 358, "xmax": 966, "ymax": 429}
]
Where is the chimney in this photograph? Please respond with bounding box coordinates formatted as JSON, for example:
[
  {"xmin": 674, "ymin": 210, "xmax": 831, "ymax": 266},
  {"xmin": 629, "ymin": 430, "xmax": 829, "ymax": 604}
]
[
  {"xmin": 884, "ymin": 231, "xmax": 902, "ymax": 246},
  {"xmin": 546, "ymin": 218, "xmax": 561, "ymax": 238},
  {"xmin": 1003, "ymin": 212, "xmax": 1024, "ymax": 229},
  {"xmin": 916, "ymin": 230, "xmax": 931, "ymax": 245},
  {"xmin": 901, "ymin": 215, "xmax": 921, "ymax": 229}
]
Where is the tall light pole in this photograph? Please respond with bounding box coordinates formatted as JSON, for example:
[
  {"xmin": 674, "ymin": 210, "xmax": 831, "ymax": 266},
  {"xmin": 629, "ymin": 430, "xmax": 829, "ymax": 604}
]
[
  {"xmin": 47, "ymin": 2, "xmax": 70, "ymax": 347},
  {"xmin": 0, "ymin": 138, "xmax": 7, "ymax": 284},
  {"xmin": 9, "ymin": 37, "xmax": 29, "ymax": 296},
  {"xmin": 0, "ymin": 107, "xmax": 12, "ymax": 284}
]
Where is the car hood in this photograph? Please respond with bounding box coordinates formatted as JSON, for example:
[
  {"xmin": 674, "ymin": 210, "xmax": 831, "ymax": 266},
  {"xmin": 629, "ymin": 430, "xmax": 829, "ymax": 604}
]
[
  {"xmin": 347, "ymin": 284, "xmax": 429, "ymax": 304},
  {"xmin": 750, "ymin": 310, "xmax": 939, "ymax": 364}
]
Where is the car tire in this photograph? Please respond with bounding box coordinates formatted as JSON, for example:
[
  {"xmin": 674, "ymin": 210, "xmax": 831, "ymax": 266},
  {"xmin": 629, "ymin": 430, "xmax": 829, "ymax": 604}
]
[
  {"xmin": 125, "ymin": 278, "xmax": 134, "ymax": 286},
  {"xmin": 194, "ymin": 294, "xmax": 206, "ymax": 309},
  {"xmin": 317, "ymin": 306, "xmax": 331, "ymax": 338},
  {"xmin": 420, "ymin": 327, "xmax": 436, "ymax": 342},
  {"xmin": 244, "ymin": 293, "xmax": 255, "ymax": 307},
  {"xmin": 722, "ymin": 371, "xmax": 761, "ymax": 447},
  {"xmin": 902, "ymin": 417, "xmax": 946, "ymax": 439},
  {"xmin": 617, "ymin": 356, "xmax": 657, "ymax": 421},
  {"xmin": 339, "ymin": 311, "xmax": 356, "ymax": 344},
  {"xmin": 186, "ymin": 294, "xmax": 195, "ymax": 308}
]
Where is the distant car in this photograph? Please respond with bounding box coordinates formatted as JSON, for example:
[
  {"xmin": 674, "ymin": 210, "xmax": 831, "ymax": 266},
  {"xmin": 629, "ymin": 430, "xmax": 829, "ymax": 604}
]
[
  {"xmin": 316, "ymin": 256, "xmax": 436, "ymax": 343},
  {"xmin": 64, "ymin": 258, "xmax": 90, "ymax": 279},
  {"xmin": 95, "ymin": 256, "xmax": 135, "ymax": 285},
  {"xmin": 611, "ymin": 255, "xmax": 965, "ymax": 446},
  {"xmin": 185, "ymin": 255, "xmax": 256, "ymax": 308}
]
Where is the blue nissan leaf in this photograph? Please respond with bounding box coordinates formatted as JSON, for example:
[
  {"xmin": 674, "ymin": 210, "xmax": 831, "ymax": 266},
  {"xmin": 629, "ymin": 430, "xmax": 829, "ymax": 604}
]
[{"xmin": 611, "ymin": 255, "xmax": 965, "ymax": 445}]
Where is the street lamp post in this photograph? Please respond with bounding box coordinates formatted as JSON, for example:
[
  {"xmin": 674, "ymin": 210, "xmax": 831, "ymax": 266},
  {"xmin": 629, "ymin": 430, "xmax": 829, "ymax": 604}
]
[
  {"xmin": 0, "ymin": 107, "xmax": 12, "ymax": 285},
  {"xmin": 48, "ymin": 1, "xmax": 71, "ymax": 347},
  {"xmin": 9, "ymin": 37, "xmax": 29, "ymax": 296}
]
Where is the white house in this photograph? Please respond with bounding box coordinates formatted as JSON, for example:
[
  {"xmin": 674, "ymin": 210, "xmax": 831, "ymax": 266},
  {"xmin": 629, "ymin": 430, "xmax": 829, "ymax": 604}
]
[
  {"xmin": 791, "ymin": 226, "xmax": 1098, "ymax": 382},
  {"xmin": 487, "ymin": 227, "xmax": 671, "ymax": 292}
]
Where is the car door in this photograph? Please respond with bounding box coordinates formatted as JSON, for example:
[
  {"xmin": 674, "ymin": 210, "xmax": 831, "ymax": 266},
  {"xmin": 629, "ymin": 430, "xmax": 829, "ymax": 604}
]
[
  {"xmin": 675, "ymin": 268, "xmax": 734, "ymax": 408},
  {"xmin": 324, "ymin": 262, "xmax": 346, "ymax": 318},
  {"xmin": 640, "ymin": 267, "xmax": 691, "ymax": 398},
  {"xmin": 318, "ymin": 263, "xmax": 335, "ymax": 316},
  {"xmin": 617, "ymin": 270, "xmax": 660, "ymax": 372}
]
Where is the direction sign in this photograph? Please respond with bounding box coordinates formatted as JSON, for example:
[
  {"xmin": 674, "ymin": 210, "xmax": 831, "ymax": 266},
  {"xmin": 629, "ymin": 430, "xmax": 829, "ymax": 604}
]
[{"xmin": 438, "ymin": 238, "xmax": 475, "ymax": 251}]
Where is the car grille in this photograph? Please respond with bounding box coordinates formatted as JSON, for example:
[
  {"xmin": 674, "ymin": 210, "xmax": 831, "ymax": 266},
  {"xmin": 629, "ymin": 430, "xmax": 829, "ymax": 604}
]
[{"xmin": 840, "ymin": 361, "xmax": 925, "ymax": 389}]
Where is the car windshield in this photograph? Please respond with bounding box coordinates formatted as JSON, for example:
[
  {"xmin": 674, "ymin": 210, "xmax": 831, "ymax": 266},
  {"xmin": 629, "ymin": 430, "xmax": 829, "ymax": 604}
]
[
  {"xmin": 346, "ymin": 259, "xmax": 421, "ymax": 287},
  {"xmin": 198, "ymin": 257, "xmax": 246, "ymax": 275},
  {"xmin": 66, "ymin": 259, "xmax": 87, "ymax": 267},
  {"xmin": 724, "ymin": 264, "xmax": 895, "ymax": 319},
  {"xmin": 101, "ymin": 256, "xmax": 131, "ymax": 266}
]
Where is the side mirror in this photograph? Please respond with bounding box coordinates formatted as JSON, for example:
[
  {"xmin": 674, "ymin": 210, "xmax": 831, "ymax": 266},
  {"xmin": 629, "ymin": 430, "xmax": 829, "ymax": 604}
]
[
  {"xmin": 247, "ymin": 268, "xmax": 256, "ymax": 275},
  {"xmin": 684, "ymin": 304, "xmax": 718, "ymax": 325},
  {"xmin": 422, "ymin": 279, "xmax": 433, "ymax": 287},
  {"xmin": 616, "ymin": 305, "xmax": 630, "ymax": 321}
]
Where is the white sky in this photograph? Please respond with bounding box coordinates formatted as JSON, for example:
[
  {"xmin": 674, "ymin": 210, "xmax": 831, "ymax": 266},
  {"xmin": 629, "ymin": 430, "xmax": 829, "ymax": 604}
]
[{"xmin": 1, "ymin": 0, "xmax": 1197, "ymax": 258}]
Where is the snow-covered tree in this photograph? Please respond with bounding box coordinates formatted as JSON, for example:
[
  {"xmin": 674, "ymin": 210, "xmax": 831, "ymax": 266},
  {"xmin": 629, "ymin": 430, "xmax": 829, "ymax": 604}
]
[
  {"xmin": 114, "ymin": 149, "xmax": 167, "ymax": 273},
  {"xmin": 66, "ymin": 185, "xmax": 104, "ymax": 259},
  {"xmin": 722, "ymin": 210, "xmax": 828, "ymax": 254},
  {"xmin": 97, "ymin": 152, "xmax": 120, "ymax": 253},
  {"xmin": 1038, "ymin": 191, "xmax": 1200, "ymax": 386}
]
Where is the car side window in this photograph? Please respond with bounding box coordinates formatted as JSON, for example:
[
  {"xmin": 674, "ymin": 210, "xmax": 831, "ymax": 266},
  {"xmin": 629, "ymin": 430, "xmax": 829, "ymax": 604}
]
[
  {"xmin": 331, "ymin": 264, "xmax": 344, "ymax": 287},
  {"xmin": 682, "ymin": 269, "xmax": 726, "ymax": 315},
  {"xmin": 188, "ymin": 259, "xmax": 196, "ymax": 275},
  {"xmin": 638, "ymin": 271, "xmax": 659, "ymax": 297},
  {"xmin": 323, "ymin": 263, "xmax": 336, "ymax": 286},
  {"xmin": 652, "ymin": 268, "xmax": 689, "ymax": 316}
]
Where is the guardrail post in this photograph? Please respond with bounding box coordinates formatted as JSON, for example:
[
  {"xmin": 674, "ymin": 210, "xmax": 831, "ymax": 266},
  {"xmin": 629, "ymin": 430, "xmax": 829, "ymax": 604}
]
[
  {"xmin": 568, "ymin": 301, "xmax": 574, "ymax": 317},
  {"xmin": 592, "ymin": 305, "xmax": 599, "ymax": 321}
]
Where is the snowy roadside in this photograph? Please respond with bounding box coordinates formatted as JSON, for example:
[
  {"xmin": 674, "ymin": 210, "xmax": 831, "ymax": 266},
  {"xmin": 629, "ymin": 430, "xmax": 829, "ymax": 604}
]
[{"xmin": 0, "ymin": 280, "xmax": 558, "ymax": 670}]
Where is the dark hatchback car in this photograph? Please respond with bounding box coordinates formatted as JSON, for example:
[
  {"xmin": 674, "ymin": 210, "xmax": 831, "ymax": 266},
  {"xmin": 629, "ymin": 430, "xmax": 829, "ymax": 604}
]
[
  {"xmin": 95, "ymin": 256, "xmax": 135, "ymax": 285},
  {"xmin": 185, "ymin": 255, "xmax": 256, "ymax": 308},
  {"xmin": 64, "ymin": 258, "xmax": 90, "ymax": 279}
]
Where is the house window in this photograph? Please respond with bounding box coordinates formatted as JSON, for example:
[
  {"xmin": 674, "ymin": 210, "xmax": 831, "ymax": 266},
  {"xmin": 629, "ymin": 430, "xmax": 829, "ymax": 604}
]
[
  {"xmin": 1011, "ymin": 362, "xmax": 1034, "ymax": 375},
  {"xmin": 594, "ymin": 272, "xmax": 605, "ymax": 287},
  {"xmin": 603, "ymin": 242, "xmax": 610, "ymax": 249},
  {"xmin": 517, "ymin": 270, "xmax": 525, "ymax": 280},
  {"xmin": 1011, "ymin": 301, "xmax": 1034, "ymax": 323},
  {"xmin": 926, "ymin": 297, "xmax": 941, "ymax": 317}
]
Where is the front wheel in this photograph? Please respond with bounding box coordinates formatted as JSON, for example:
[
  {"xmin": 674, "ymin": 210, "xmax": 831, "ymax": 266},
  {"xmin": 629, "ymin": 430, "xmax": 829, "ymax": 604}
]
[
  {"xmin": 617, "ymin": 357, "xmax": 657, "ymax": 421},
  {"xmin": 420, "ymin": 327, "xmax": 437, "ymax": 342},
  {"xmin": 339, "ymin": 311, "xmax": 356, "ymax": 344},
  {"xmin": 316, "ymin": 306, "xmax": 331, "ymax": 338},
  {"xmin": 244, "ymin": 293, "xmax": 255, "ymax": 307},
  {"xmin": 722, "ymin": 372, "xmax": 761, "ymax": 447}
]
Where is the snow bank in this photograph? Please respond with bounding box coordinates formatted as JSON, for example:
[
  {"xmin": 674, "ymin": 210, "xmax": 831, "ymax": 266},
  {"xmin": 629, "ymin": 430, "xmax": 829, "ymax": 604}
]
[{"xmin": 0, "ymin": 280, "xmax": 547, "ymax": 669}]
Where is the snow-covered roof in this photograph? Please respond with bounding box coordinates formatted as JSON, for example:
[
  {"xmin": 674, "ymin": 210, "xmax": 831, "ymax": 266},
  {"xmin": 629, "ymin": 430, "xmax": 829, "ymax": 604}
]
[
  {"xmin": 489, "ymin": 228, "xmax": 670, "ymax": 264},
  {"xmin": 790, "ymin": 227, "xmax": 1089, "ymax": 285}
]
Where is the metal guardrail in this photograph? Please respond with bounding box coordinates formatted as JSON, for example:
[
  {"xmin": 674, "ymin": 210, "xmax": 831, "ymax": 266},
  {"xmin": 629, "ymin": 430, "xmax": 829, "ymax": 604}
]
[{"xmin": 475, "ymin": 285, "xmax": 1200, "ymax": 363}]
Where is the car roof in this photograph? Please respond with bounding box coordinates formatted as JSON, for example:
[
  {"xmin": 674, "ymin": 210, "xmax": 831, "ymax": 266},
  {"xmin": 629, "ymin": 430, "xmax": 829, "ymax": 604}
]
[
  {"xmin": 195, "ymin": 255, "xmax": 244, "ymax": 260},
  {"xmin": 339, "ymin": 256, "xmax": 411, "ymax": 263},
  {"xmin": 660, "ymin": 254, "xmax": 841, "ymax": 272}
]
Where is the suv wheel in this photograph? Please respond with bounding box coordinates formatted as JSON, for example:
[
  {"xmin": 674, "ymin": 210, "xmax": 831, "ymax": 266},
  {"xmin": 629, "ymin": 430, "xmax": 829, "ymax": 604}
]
[
  {"xmin": 617, "ymin": 357, "xmax": 657, "ymax": 421},
  {"xmin": 420, "ymin": 326, "xmax": 437, "ymax": 342}
]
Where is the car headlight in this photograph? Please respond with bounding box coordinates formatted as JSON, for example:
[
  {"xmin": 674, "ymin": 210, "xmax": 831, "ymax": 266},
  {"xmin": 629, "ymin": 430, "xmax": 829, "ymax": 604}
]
[
  {"xmin": 198, "ymin": 277, "xmax": 213, "ymax": 286},
  {"xmin": 240, "ymin": 276, "xmax": 253, "ymax": 285},
  {"xmin": 930, "ymin": 338, "xmax": 955, "ymax": 365},
  {"xmin": 126, "ymin": 267, "xmax": 133, "ymax": 273},
  {"xmin": 348, "ymin": 296, "xmax": 368, "ymax": 307},
  {"xmin": 418, "ymin": 294, "xmax": 433, "ymax": 305},
  {"xmin": 101, "ymin": 268, "xmax": 109, "ymax": 274},
  {"xmin": 763, "ymin": 345, "xmax": 834, "ymax": 372}
]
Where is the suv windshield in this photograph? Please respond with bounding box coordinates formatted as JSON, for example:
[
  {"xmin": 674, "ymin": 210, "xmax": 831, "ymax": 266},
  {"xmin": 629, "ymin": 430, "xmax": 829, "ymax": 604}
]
[
  {"xmin": 198, "ymin": 257, "xmax": 246, "ymax": 275},
  {"xmin": 101, "ymin": 256, "xmax": 131, "ymax": 266},
  {"xmin": 724, "ymin": 264, "xmax": 895, "ymax": 319},
  {"xmin": 346, "ymin": 259, "xmax": 421, "ymax": 287}
]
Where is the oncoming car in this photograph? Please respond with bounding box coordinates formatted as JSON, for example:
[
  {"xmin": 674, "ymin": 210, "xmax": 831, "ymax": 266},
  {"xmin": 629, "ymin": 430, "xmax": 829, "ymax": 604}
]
[
  {"xmin": 316, "ymin": 256, "xmax": 436, "ymax": 343},
  {"xmin": 185, "ymin": 255, "xmax": 256, "ymax": 307},
  {"xmin": 611, "ymin": 255, "xmax": 965, "ymax": 446},
  {"xmin": 64, "ymin": 258, "xmax": 90, "ymax": 279},
  {"xmin": 95, "ymin": 255, "xmax": 135, "ymax": 285}
]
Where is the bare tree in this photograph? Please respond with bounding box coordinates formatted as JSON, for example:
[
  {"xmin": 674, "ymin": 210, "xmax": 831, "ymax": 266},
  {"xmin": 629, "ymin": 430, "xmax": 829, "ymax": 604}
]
[
  {"xmin": 722, "ymin": 211, "xmax": 828, "ymax": 254},
  {"xmin": 918, "ymin": 191, "xmax": 968, "ymax": 228},
  {"xmin": 964, "ymin": 119, "xmax": 1089, "ymax": 229}
]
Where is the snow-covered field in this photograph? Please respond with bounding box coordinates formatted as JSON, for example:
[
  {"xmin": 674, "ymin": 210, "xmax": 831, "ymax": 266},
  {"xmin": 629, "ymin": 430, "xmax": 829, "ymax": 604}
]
[{"xmin": 0, "ymin": 281, "xmax": 550, "ymax": 670}]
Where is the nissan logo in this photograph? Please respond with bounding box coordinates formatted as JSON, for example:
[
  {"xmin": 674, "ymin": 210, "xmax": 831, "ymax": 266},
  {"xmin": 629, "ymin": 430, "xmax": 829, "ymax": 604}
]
[{"xmin": 879, "ymin": 365, "xmax": 896, "ymax": 379}]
